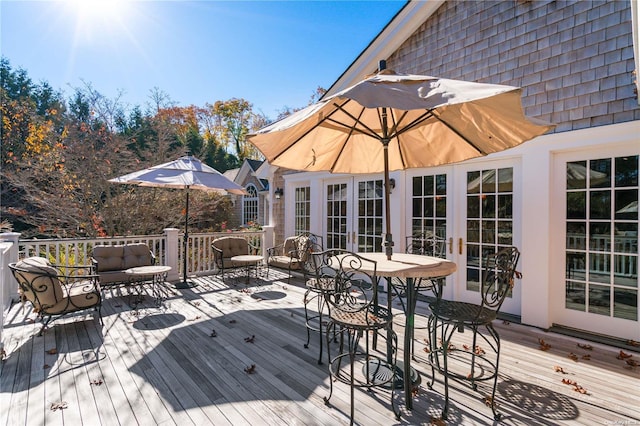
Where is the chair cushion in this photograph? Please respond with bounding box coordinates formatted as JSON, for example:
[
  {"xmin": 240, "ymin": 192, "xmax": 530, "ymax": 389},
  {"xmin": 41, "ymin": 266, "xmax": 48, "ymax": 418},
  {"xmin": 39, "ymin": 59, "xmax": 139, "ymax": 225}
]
[
  {"xmin": 269, "ymin": 255, "xmax": 300, "ymax": 270},
  {"xmin": 47, "ymin": 281, "xmax": 101, "ymax": 314},
  {"xmin": 14, "ymin": 257, "xmax": 63, "ymax": 308}
]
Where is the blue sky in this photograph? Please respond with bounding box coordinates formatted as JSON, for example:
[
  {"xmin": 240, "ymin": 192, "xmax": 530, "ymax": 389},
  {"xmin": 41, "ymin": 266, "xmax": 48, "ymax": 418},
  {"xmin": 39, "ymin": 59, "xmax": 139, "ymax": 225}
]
[{"xmin": 2, "ymin": 0, "xmax": 406, "ymax": 119}]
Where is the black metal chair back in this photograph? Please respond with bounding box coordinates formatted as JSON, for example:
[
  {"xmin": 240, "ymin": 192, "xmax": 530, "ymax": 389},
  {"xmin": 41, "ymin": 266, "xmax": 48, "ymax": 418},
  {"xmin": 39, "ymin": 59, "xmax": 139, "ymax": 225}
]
[{"xmin": 480, "ymin": 246, "xmax": 521, "ymax": 312}]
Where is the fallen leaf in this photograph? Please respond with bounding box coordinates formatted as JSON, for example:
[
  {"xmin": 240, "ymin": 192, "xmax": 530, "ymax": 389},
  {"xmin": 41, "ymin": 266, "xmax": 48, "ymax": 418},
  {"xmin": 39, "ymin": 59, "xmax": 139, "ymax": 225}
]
[
  {"xmin": 577, "ymin": 343, "xmax": 593, "ymax": 350},
  {"xmin": 626, "ymin": 340, "xmax": 639, "ymax": 347},
  {"xmin": 502, "ymin": 320, "xmax": 510, "ymax": 325},
  {"xmin": 616, "ymin": 350, "xmax": 633, "ymax": 360},
  {"xmin": 411, "ymin": 386, "xmax": 420, "ymax": 397},
  {"xmin": 90, "ymin": 378, "xmax": 103, "ymax": 386},
  {"xmin": 483, "ymin": 395, "xmax": 495, "ymax": 407},
  {"xmin": 538, "ymin": 338, "xmax": 551, "ymax": 351},
  {"xmin": 244, "ymin": 335, "xmax": 255, "ymax": 343},
  {"xmin": 229, "ymin": 319, "xmax": 237, "ymax": 324},
  {"xmin": 581, "ymin": 354, "xmax": 591, "ymax": 360},
  {"xmin": 43, "ymin": 364, "xmax": 50, "ymax": 369},
  {"xmin": 554, "ymin": 365, "xmax": 567, "ymax": 374},
  {"xmin": 244, "ymin": 364, "xmax": 256, "ymax": 374},
  {"xmin": 475, "ymin": 346, "xmax": 486, "ymax": 355},
  {"xmin": 625, "ymin": 359, "xmax": 639, "ymax": 367},
  {"xmin": 423, "ymin": 347, "xmax": 430, "ymax": 354},
  {"xmin": 568, "ymin": 352, "xmax": 579, "ymax": 361},
  {"xmin": 562, "ymin": 378, "xmax": 576, "ymax": 386},
  {"xmin": 189, "ymin": 316, "xmax": 201, "ymax": 322},
  {"xmin": 47, "ymin": 348, "xmax": 58, "ymax": 355},
  {"xmin": 210, "ymin": 330, "xmax": 217, "ymax": 337},
  {"xmin": 573, "ymin": 385, "xmax": 588, "ymax": 394},
  {"xmin": 50, "ymin": 401, "xmax": 68, "ymax": 411}
]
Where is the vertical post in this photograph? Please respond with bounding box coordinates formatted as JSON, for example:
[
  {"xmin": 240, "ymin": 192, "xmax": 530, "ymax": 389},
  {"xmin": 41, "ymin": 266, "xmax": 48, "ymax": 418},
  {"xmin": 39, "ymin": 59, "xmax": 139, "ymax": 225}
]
[
  {"xmin": 262, "ymin": 225, "xmax": 274, "ymax": 264},
  {"xmin": 163, "ymin": 228, "xmax": 180, "ymax": 282}
]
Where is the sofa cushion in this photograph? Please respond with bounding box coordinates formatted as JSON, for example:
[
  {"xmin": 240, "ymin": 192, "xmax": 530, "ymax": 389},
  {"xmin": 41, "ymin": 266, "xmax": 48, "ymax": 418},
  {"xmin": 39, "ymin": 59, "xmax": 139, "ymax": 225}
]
[
  {"xmin": 92, "ymin": 246, "xmax": 125, "ymax": 272},
  {"xmin": 123, "ymin": 244, "xmax": 154, "ymax": 269},
  {"xmin": 213, "ymin": 237, "xmax": 249, "ymax": 258}
]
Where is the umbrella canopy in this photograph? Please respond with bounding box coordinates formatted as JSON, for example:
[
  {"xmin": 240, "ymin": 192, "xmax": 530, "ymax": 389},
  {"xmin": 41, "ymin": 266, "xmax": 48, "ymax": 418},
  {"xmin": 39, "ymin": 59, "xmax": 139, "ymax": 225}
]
[
  {"xmin": 109, "ymin": 155, "xmax": 247, "ymax": 194},
  {"xmin": 109, "ymin": 154, "xmax": 246, "ymax": 286},
  {"xmin": 248, "ymin": 63, "xmax": 555, "ymax": 259}
]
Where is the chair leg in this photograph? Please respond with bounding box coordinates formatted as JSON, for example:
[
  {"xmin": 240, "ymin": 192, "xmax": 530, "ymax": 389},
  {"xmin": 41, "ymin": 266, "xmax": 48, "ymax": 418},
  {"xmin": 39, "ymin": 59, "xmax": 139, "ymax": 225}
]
[{"xmin": 303, "ymin": 289, "xmax": 313, "ymax": 350}]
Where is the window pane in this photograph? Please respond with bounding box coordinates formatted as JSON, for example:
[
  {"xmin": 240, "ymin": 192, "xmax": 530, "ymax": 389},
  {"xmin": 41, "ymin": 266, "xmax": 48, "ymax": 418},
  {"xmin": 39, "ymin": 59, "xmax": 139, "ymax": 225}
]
[
  {"xmin": 590, "ymin": 191, "xmax": 611, "ymax": 220},
  {"xmin": 567, "ymin": 192, "xmax": 586, "ymax": 219},
  {"xmin": 614, "ymin": 255, "xmax": 638, "ymax": 287},
  {"xmin": 566, "ymin": 252, "xmax": 586, "ymax": 280},
  {"xmin": 482, "ymin": 170, "xmax": 496, "ymax": 193},
  {"xmin": 588, "ymin": 284, "xmax": 610, "ymax": 316},
  {"xmin": 615, "ymin": 189, "xmax": 638, "ymax": 220},
  {"xmin": 467, "ymin": 171, "xmax": 480, "ymax": 194},
  {"xmin": 567, "ymin": 161, "xmax": 587, "ymax": 190},
  {"xmin": 566, "ymin": 282, "xmax": 585, "ymax": 311},
  {"xmin": 614, "ymin": 288, "xmax": 637, "ymax": 320},
  {"xmin": 497, "ymin": 168, "xmax": 513, "ymax": 192},
  {"xmin": 567, "ymin": 222, "xmax": 586, "ymax": 250},
  {"xmin": 590, "ymin": 158, "xmax": 611, "ymax": 188},
  {"xmin": 615, "ymin": 155, "xmax": 639, "ymax": 187}
]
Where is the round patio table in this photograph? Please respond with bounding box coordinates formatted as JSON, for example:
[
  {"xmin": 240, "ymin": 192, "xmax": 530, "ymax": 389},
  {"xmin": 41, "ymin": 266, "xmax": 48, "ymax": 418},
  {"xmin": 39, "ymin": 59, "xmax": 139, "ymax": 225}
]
[
  {"xmin": 125, "ymin": 265, "xmax": 172, "ymax": 307},
  {"xmin": 230, "ymin": 255, "xmax": 263, "ymax": 284},
  {"xmin": 353, "ymin": 252, "xmax": 457, "ymax": 410}
]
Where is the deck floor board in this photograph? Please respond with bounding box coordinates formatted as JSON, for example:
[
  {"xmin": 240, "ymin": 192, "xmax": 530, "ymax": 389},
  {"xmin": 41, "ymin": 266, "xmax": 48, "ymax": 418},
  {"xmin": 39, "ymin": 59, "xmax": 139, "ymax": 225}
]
[{"xmin": 2, "ymin": 269, "xmax": 639, "ymax": 425}]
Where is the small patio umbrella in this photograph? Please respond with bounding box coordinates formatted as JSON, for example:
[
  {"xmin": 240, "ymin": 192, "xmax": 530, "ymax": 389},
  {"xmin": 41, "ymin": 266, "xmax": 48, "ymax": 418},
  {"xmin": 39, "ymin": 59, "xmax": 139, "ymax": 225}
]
[
  {"xmin": 109, "ymin": 154, "xmax": 247, "ymax": 288},
  {"xmin": 248, "ymin": 61, "xmax": 555, "ymax": 259}
]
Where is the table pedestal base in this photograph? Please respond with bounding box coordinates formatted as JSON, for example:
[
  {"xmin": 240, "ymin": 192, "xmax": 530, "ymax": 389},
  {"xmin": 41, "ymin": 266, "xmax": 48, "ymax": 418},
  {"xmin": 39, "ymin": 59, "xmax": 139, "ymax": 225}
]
[{"xmin": 363, "ymin": 359, "xmax": 421, "ymax": 390}]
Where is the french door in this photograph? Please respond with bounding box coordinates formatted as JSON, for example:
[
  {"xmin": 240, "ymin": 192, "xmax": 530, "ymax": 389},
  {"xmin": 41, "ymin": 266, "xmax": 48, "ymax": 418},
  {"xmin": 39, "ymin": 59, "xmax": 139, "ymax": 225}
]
[
  {"xmin": 324, "ymin": 177, "xmax": 384, "ymax": 253},
  {"xmin": 553, "ymin": 150, "xmax": 638, "ymax": 339},
  {"xmin": 453, "ymin": 160, "xmax": 522, "ymax": 316}
]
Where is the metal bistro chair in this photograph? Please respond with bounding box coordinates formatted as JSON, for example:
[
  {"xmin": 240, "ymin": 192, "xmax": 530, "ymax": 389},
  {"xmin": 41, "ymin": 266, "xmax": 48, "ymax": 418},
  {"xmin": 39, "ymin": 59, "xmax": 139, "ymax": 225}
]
[
  {"xmin": 427, "ymin": 246, "xmax": 520, "ymax": 420},
  {"xmin": 316, "ymin": 249, "xmax": 398, "ymax": 425},
  {"xmin": 297, "ymin": 235, "xmax": 338, "ymax": 365},
  {"xmin": 391, "ymin": 232, "xmax": 447, "ymax": 358},
  {"xmin": 9, "ymin": 257, "xmax": 102, "ymax": 336}
]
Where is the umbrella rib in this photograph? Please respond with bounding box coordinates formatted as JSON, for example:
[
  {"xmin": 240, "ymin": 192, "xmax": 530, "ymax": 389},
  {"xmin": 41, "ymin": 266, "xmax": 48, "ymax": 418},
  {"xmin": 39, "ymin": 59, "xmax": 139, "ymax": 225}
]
[
  {"xmin": 330, "ymin": 103, "xmax": 383, "ymax": 141},
  {"xmin": 270, "ymin": 98, "xmax": 354, "ymax": 164}
]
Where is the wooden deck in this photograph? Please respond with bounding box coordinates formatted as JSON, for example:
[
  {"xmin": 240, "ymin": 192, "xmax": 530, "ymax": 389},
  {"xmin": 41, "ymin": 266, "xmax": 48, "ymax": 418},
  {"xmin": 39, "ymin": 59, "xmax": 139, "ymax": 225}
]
[{"xmin": 1, "ymin": 269, "xmax": 639, "ymax": 425}]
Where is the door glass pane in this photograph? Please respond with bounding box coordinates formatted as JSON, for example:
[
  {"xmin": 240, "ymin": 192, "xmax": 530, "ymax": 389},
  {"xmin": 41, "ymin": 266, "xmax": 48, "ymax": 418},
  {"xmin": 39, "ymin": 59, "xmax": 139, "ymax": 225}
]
[
  {"xmin": 327, "ymin": 183, "xmax": 348, "ymax": 249},
  {"xmin": 466, "ymin": 167, "xmax": 513, "ymax": 292},
  {"xmin": 564, "ymin": 155, "xmax": 638, "ymax": 320},
  {"xmin": 294, "ymin": 186, "xmax": 310, "ymax": 234},
  {"xmin": 357, "ymin": 180, "xmax": 382, "ymax": 253},
  {"xmin": 411, "ymin": 173, "xmax": 447, "ymax": 242}
]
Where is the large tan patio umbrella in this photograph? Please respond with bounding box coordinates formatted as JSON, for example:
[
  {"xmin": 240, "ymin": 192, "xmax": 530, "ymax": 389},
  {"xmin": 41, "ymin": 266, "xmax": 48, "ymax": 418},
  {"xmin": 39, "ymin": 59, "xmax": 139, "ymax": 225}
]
[
  {"xmin": 248, "ymin": 61, "xmax": 555, "ymax": 259},
  {"xmin": 109, "ymin": 154, "xmax": 247, "ymax": 288}
]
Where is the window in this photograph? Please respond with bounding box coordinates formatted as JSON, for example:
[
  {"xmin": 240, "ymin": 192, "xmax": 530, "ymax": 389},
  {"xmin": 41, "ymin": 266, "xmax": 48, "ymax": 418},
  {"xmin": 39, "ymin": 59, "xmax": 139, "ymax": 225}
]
[
  {"xmin": 565, "ymin": 156, "xmax": 638, "ymax": 320},
  {"xmin": 243, "ymin": 184, "xmax": 258, "ymax": 226},
  {"xmin": 294, "ymin": 186, "xmax": 311, "ymax": 234}
]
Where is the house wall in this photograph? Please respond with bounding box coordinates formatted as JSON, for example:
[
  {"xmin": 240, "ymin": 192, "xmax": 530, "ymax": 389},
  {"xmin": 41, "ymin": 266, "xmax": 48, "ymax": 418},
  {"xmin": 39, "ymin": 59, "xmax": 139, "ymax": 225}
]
[
  {"xmin": 387, "ymin": 0, "xmax": 638, "ymax": 130},
  {"xmin": 380, "ymin": 0, "xmax": 639, "ymax": 333}
]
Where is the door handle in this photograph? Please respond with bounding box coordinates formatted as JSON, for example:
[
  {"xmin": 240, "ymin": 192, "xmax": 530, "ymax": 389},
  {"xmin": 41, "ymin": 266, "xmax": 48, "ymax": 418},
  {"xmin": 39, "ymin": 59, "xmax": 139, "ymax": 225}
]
[
  {"xmin": 352, "ymin": 231, "xmax": 356, "ymax": 244},
  {"xmin": 459, "ymin": 238, "xmax": 463, "ymax": 255},
  {"xmin": 449, "ymin": 237, "xmax": 453, "ymax": 254}
]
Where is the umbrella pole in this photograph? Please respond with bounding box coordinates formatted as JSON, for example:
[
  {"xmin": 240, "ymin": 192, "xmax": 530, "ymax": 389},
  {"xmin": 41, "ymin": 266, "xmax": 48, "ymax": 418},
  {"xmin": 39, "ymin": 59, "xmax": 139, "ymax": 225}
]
[
  {"xmin": 175, "ymin": 187, "xmax": 196, "ymax": 288},
  {"xmin": 382, "ymin": 139, "xmax": 394, "ymax": 260}
]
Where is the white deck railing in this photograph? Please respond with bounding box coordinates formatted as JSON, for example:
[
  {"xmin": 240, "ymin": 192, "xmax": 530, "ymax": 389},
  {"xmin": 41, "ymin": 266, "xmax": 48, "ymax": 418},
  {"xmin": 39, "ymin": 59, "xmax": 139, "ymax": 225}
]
[{"xmin": 0, "ymin": 227, "xmax": 274, "ymax": 310}]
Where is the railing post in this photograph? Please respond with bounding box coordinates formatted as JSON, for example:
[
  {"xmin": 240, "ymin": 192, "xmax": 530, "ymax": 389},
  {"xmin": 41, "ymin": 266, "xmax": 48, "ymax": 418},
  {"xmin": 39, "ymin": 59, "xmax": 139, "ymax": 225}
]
[
  {"xmin": 262, "ymin": 226, "xmax": 274, "ymax": 264},
  {"xmin": 0, "ymin": 232, "xmax": 21, "ymax": 302},
  {"xmin": 163, "ymin": 228, "xmax": 180, "ymax": 282}
]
